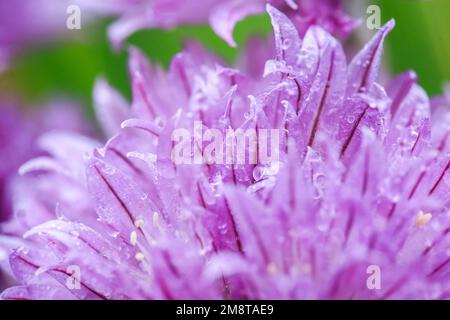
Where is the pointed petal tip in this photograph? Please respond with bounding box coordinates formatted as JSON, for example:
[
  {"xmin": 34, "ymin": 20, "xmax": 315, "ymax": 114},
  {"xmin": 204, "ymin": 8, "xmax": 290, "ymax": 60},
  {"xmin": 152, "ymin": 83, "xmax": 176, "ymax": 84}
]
[
  {"xmin": 210, "ymin": 1, "xmax": 263, "ymax": 49},
  {"xmin": 120, "ymin": 119, "xmax": 133, "ymax": 129},
  {"xmin": 266, "ymin": 3, "xmax": 275, "ymax": 13},
  {"xmin": 229, "ymin": 40, "xmax": 238, "ymax": 48},
  {"xmin": 266, "ymin": 3, "xmax": 285, "ymax": 21},
  {"xmin": 216, "ymin": 33, "xmax": 237, "ymax": 48},
  {"xmin": 379, "ymin": 19, "xmax": 395, "ymax": 35},
  {"xmin": 128, "ymin": 45, "xmax": 148, "ymax": 64},
  {"xmin": 120, "ymin": 118, "xmax": 162, "ymax": 136},
  {"xmin": 94, "ymin": 75, "xmax": 107, "ymax": 86},
  {"xmin": 172, "ymin": 108, "xmax": 183, "ymax": 122}
]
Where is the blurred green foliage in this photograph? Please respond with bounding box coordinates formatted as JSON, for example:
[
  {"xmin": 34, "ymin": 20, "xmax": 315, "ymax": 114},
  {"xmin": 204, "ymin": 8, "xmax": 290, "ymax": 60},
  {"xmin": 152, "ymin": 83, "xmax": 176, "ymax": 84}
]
[{"xmin": 1, "ymin": 0, "xmax": 449, "ymax": 117}]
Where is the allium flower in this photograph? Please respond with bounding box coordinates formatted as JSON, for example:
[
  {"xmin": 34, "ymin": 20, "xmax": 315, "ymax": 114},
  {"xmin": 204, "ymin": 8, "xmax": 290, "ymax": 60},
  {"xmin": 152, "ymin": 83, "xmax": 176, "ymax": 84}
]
[{"xmin": 1, "ymin": 5, "xmax": 449, "ymax": 300}]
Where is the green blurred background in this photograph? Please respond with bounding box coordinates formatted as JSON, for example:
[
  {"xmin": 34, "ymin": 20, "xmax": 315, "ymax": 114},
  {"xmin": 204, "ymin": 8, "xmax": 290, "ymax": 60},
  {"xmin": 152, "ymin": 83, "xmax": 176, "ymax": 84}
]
[{"xmin": 0, "ymin": 0, "xmax": 449, "ymax": 117}]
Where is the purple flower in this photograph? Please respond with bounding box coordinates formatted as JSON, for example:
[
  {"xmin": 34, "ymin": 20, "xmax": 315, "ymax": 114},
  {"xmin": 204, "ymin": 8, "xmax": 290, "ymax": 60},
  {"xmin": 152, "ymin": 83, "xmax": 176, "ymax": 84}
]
[{"xmin": 1, "ymin": 6, "xmax": 449, "ymax": 300}]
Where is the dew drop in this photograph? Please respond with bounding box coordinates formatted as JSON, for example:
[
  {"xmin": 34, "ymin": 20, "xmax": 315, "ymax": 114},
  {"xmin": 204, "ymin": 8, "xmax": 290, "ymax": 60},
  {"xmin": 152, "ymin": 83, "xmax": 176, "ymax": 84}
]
[
  {"xmin": 282, "ymin": 38, "xmax": 292, "ymax": 50},
  {"xmin": 347, "ymin": 115, "xmax": 356, "ymax": 124},
  {"xmin": 102, "ymin": 165, "xmax": 116, "ymax": 175}
]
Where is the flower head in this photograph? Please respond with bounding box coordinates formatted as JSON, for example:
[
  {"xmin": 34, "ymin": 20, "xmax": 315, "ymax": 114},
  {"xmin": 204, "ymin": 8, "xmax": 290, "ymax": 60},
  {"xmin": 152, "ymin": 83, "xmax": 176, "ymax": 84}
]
[{"xmin": 1, "ymin": 6, "xmax": 449, "ymax": 300}]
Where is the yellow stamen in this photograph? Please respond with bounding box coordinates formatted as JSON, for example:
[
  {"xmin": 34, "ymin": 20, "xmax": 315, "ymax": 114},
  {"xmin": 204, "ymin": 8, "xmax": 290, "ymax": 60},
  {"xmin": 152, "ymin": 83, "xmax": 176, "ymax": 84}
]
[{"xmin": 416, "ymin": 210, "xmax": 432, "ymax": 226}]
